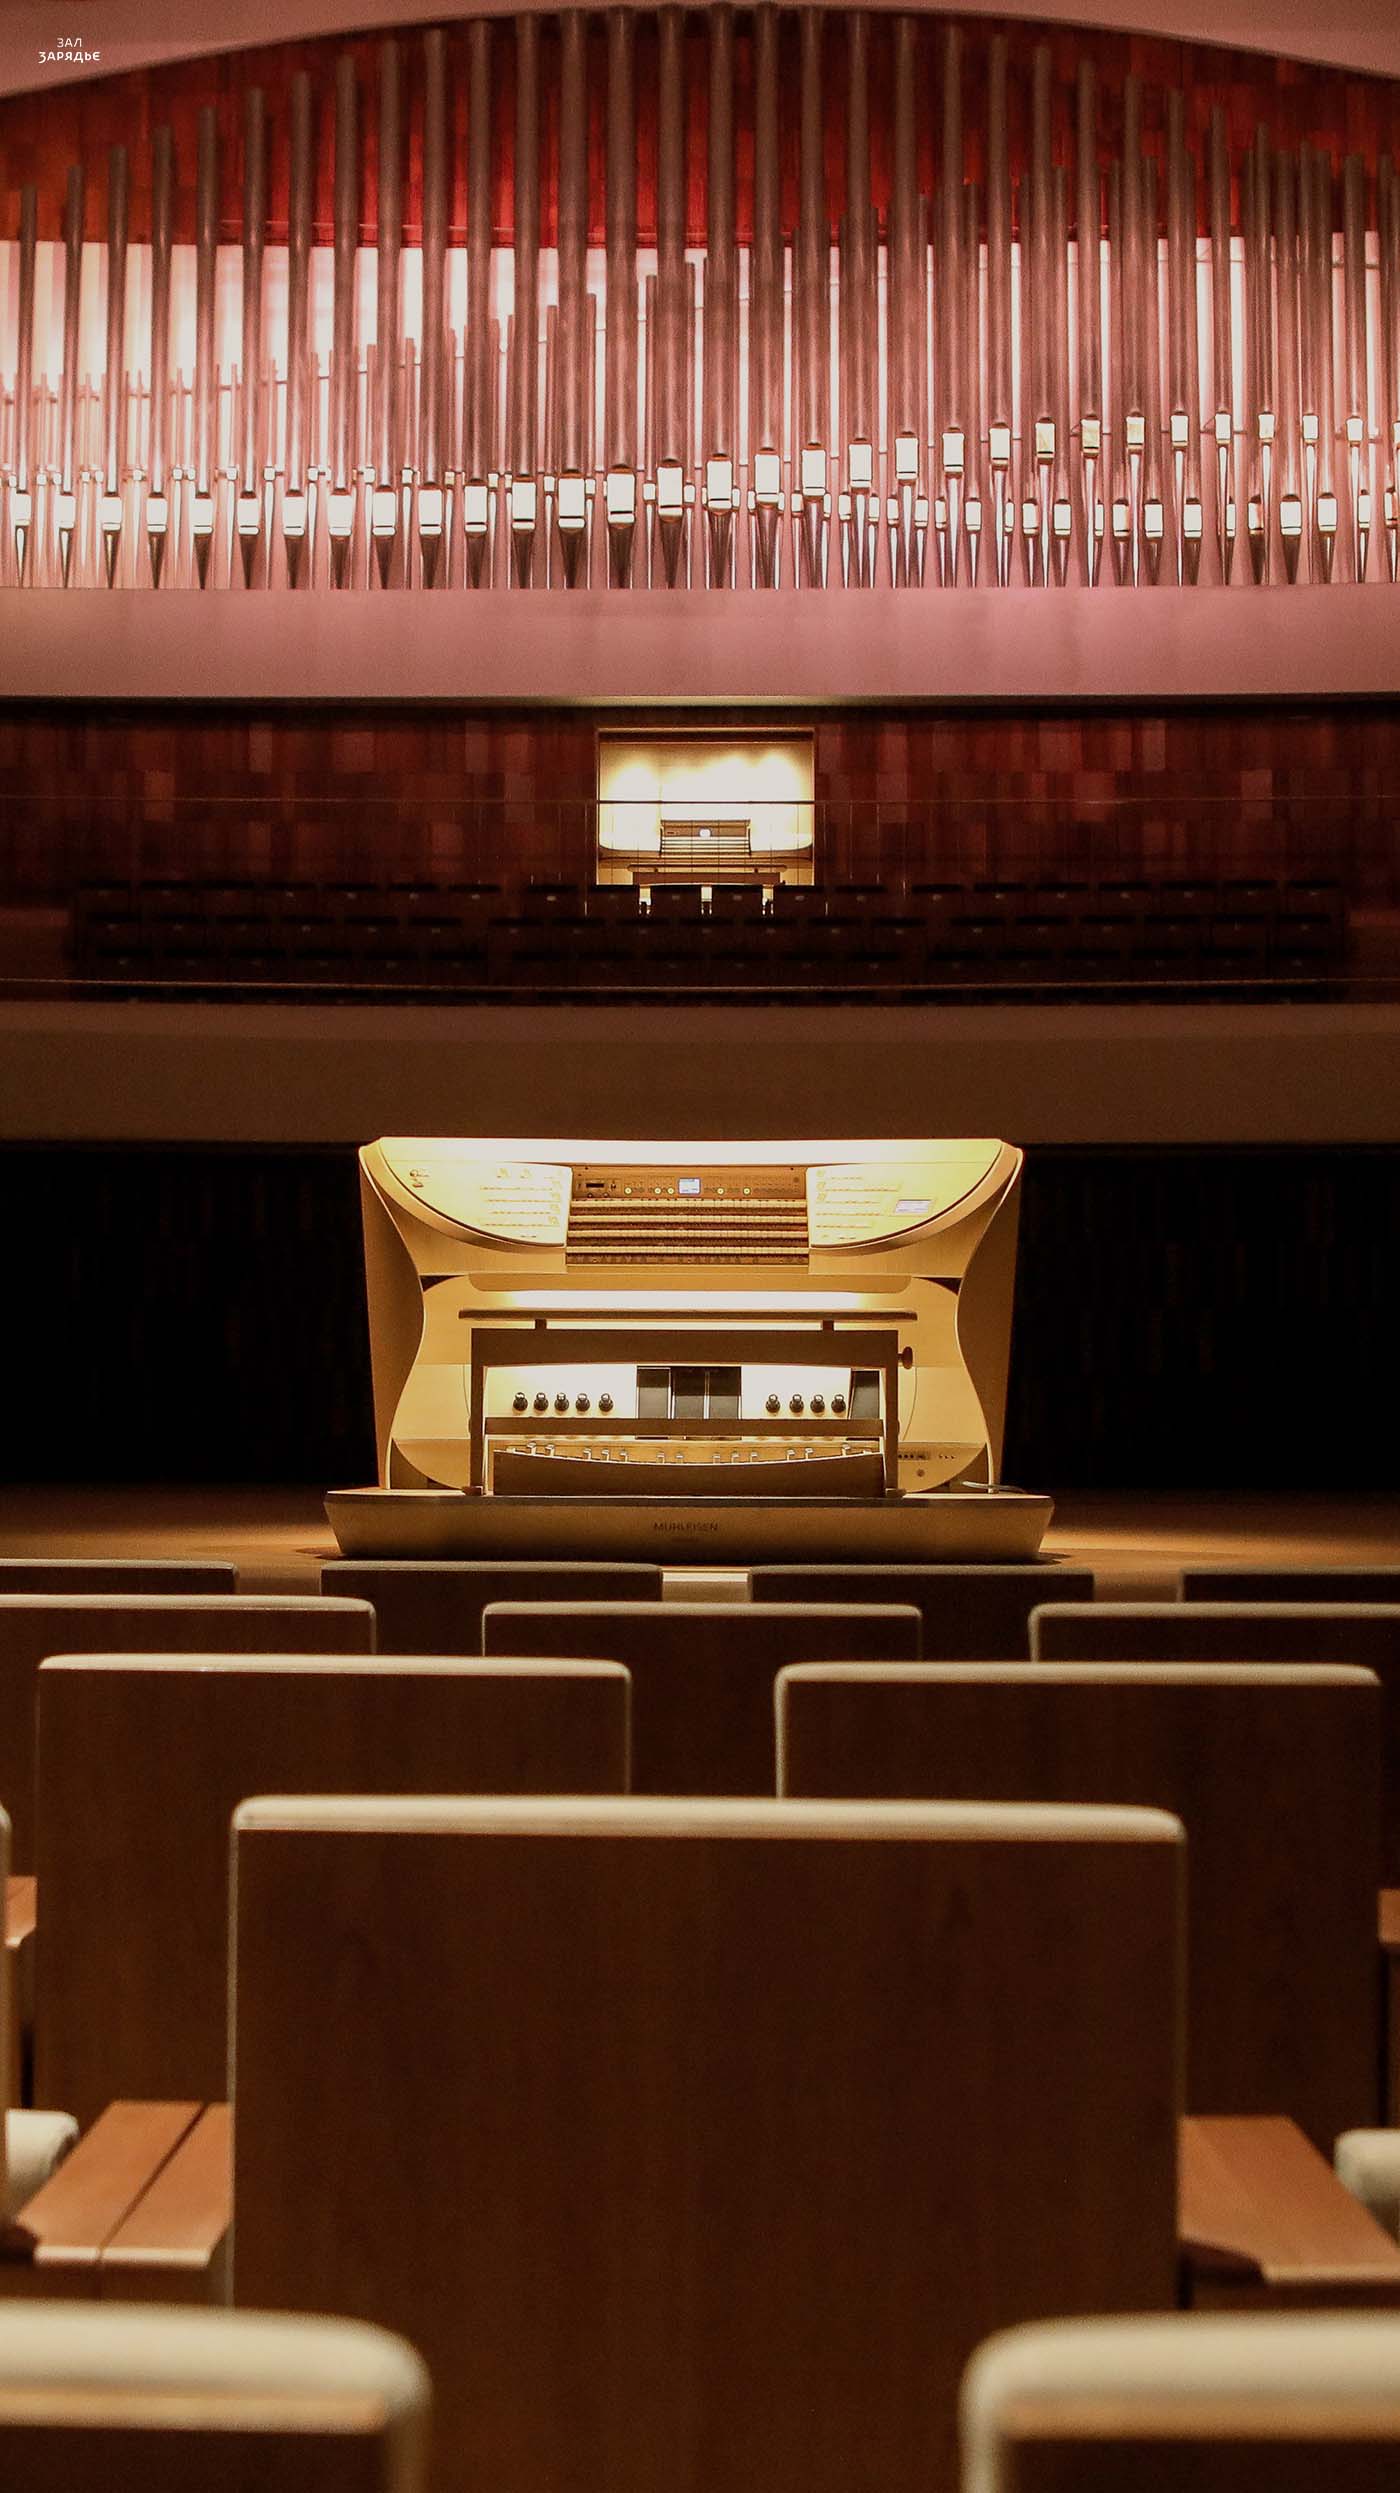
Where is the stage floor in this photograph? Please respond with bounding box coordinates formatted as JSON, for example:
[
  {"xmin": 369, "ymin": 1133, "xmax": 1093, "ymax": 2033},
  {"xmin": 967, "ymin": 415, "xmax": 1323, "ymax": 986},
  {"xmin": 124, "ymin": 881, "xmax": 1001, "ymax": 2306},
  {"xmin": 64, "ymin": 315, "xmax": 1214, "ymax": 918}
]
[{"xmin": 1, "ymin": 1483, "xmax": 1396, "ymax": 1600}]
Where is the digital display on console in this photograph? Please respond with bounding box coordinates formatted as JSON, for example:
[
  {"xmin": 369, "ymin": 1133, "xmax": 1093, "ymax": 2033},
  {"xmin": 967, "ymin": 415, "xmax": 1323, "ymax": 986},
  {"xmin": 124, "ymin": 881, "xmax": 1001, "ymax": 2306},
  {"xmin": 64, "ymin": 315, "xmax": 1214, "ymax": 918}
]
[{"xmin": 677, "ymin": 1176, "xmax": 702, "ymax": 1196}]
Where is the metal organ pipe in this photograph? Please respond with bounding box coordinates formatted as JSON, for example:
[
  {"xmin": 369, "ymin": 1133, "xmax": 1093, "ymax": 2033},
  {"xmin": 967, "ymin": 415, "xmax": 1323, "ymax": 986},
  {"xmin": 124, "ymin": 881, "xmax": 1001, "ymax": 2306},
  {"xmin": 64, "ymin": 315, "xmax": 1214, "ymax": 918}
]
[
  {"xmin": 509, "ymin": 13, "xmax": 540, "ymax": 582},
  {"xmin": 702, "ymin": 5, "xmax": 736, "ymax": 582},
  {"xmin": 1075, "ymin": 60, "xmax": 1102, "ymax": 582},
  {"xmin": 604, "ymin": 9, "xmax": 638, "ymax": 582},
  {"xmin": 11, "ymin": 184, "xmax": 36, "ymax": 581},
  {"xmin": 936, "ymin": 26, "xmax": 965, "ymax": 583},
  {"xmin": 985, "ymin": 33, "xmax": 1012, "ymax": 584},
  {"xmin": 1209, "ymin": 108, "xmax": 1234, "ymax": 580},
  {"xmin": 749, "ymin": 4, "xmax": 783, "ymax": 585},
  {"xmin": 330, "ymin": 49, "xmax": 359, "ymax": 588},
  {"xmin": 794, "ymin": 10, "xmax": 828, "ymax": 586},
  {"xmin": 555, "ymin": 11, "xmax": 589, "ymax": 583},
  {"xmin": 237, "ymin": 92, "xmax": 266, "ymax": 584},
  {"xmin": 372, "ymin": 41, "xmax": 402, "ymax": 582},
  {"xmin": 147, "ymin": 128, "xmax": 173, "ymax": 584},
  {"xmin": 652, "ymin": 5, "xmax": 689, "ymax": 584},
  {"xmin": 464, "ymin": 14, "xmax": 494, "ymax": 565},
  {"xmin": 1274, "ymin": 151, "xmax": 1303, "ymax": 580},
  {"xmin": 888, "ymin": 14, "xmax": 924, "ymax": 587},
  {"xmin": 417, "ymin": 29, "xmax": 447, "ymax": 585},
  {"xmin": 192, "ymin": 106, "xmax": 218, "ymax": 582},
  {"xmin": 101, "ymin": 146, "xmax": 129, "ymax": 585},
  {"xmin": 839, "ymin": 10, "xmax": 875, "ymax": 585},
  {"xmin": 1342, "ymin": 154, "xmax": 1369, "ymax": 579}
]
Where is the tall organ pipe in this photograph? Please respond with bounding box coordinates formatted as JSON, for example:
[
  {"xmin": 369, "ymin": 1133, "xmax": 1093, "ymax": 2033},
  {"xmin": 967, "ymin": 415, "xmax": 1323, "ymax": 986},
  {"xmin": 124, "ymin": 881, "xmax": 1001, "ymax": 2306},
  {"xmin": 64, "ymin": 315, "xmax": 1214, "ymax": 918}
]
[
  {"xmin": 1074, "ymin": 62, "xmax": 1101, "ymax": 426},
  {"xmin": 148, "ymin": 130, "xmax": 173, "ymax": 500},
  {"xmin": 510, "ymin": 15, "xmax": 540, "ymax": 478},
  {"xmin": 703, "ymin": 7, "xmax": 736, "ymax": 459},
  {"xmin": 332, "ymin": 56, "xmax": 358, "ymax": 492},
  {"xmin": 420, "ymin": 30, "xmax": 447, "ymax": 486},
  {"xmin": 606, "ymin": 10, "xmax": 638, "ymax": 471},
  {"xmin": 193, "ymin": 109, "xmax": 218, "ymax": 498},
  {"xmin": 285, "ymin": 76, "xmax": 312, "ymax": 492},
  {"xmin": 556, "ymin": 13, "xmax": 589, "ymax": 478},
  {"xmin": 1208, "ymin": 107, "xmax": 1232, "ymax": 423},
  {"xmin": 375, "ymin": 42, "xmax": 401, "ymax": 486},
  {"xmin": 103, "ymin": 147, "xmax": 129, "ymax": 496},
  {"xmin": 1165, "ymin": 95, "xmax": 1192, "ymax": 434},
  {"xmin": 749, "ymin": 6, "xmax": 783, "ymax": 456},
  {"xmin": 1120, "ymin": 76, "xmax": 1143, "ymax": 429},
  {"xmin": 58, "ymin": 165, "xmax": 84, "ymax": 496},
  {"xmin": 1274, "ymin": 153, "xmax": 1301, "ymax": 512},
  {"xmin": 795, "ymin": 11, "xmax": 827, "ymax": 456},
  {"xmin": 985, "ymin": 35, "xmax": 1011, "ymax": 440},
  {"xmin": 888, "ymin": 15, "xmax": 922, "ymax": 444},
  {"xmin": 14, "ymin": 185, "xmax": 35, "ymax": 498},
  {"xmin": 239, "ymin": 92, "xmax": 265, "ymax": 493},
  {"xmin": 655, "ymin": 6, "xmax": 688, "ymax": 467},
  {"xmin": 1029, "ymin": 47, "xmax": 1053, "ymax": 431},
  {"xmin": 938, "ymin": 27, "xmax": 965, "ymax": 440},
  {"xmin": 841, "ymin": 12, "xmax": 873, "ymax": 454},
  {"xmin": 465, "ymin": 20, "xmax": 493, "ymax": 479}
]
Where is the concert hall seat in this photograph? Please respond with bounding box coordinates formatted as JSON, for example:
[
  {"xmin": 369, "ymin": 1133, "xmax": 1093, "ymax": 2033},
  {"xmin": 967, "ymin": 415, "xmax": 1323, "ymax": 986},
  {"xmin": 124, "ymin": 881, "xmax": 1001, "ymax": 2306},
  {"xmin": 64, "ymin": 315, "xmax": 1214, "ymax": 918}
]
[
  {"xmin": 0, "ymin": 2303, "xmax": 429, "ymax": 2492},
  {"xmin": 749, "ymin": 1564, "xmax": 1095, "ymax": 1658},
  {"xmin": 230, "ymin": 1794, "xmax": 1181, "ymax": 2493},
  {"xmin": 1028, "ymin": 1603, "xmax": 1400, "ymax": 1875},
  {"xmin": 1180, "ymin": 1565, "xmax": 1400, "ymax": 1605},
  {"xmin": 0, "ymin": 1559, "xmax": 238, "ymax": 1594},
  {"xmin": 0, "ymin": 1807, "xmax": 75, "ymax": 2222},
  {"xmin": 777, "ymin": 1660, "xmax": 1381, "ymax": 2150},
  {"xmin": 35, "ymin": 1655, "xmax": 630, "ymax": 2126},
  {"xmin": 321, "ymin": 1562, "xmax": 661, "ymax": 1654},
  {"xmin": 961, "ymin": 2312, "xmax": 1400, "ymax": 2493},
  {"xmin": 0, "ymin": 1595, "xmax": 375, "ymax": 1868},
  {"xmin": 481, "ymin": 1600, "xmax": 921, "ymax": 1792}
]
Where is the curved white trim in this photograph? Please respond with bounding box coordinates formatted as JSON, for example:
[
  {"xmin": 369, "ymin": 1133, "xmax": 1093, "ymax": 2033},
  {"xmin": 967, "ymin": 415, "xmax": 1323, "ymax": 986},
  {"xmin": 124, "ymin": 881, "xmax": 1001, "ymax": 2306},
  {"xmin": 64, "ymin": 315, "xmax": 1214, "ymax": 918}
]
[{"xmin": 2, "ymin": 0, "xmax": 1398, "ymax": 103}]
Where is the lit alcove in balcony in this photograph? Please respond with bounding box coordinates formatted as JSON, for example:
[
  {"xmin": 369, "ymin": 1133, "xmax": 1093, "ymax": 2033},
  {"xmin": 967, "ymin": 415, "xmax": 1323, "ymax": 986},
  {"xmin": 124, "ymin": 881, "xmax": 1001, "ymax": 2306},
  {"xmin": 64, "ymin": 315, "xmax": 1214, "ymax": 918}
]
[{"xmin": 596, "ymin": 732, "xmax": 815, "ymax": 893}]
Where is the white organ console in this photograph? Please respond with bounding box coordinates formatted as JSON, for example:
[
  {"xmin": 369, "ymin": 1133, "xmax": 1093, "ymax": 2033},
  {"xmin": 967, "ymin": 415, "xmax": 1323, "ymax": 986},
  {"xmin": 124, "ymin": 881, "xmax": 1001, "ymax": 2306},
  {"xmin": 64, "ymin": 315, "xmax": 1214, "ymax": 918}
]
[{"xmin": 327, "ymin": 1136, "xmax": 1051, "ymax": 1560}]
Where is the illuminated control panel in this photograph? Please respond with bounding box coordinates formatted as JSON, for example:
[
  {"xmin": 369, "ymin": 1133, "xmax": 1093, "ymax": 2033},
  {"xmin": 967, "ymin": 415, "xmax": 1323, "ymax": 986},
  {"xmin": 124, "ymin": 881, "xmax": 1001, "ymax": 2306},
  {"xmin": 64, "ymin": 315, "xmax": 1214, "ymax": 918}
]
[{"xmin": 358, "ymin": 1137, "xmax": 1025, "ymax": 1499}]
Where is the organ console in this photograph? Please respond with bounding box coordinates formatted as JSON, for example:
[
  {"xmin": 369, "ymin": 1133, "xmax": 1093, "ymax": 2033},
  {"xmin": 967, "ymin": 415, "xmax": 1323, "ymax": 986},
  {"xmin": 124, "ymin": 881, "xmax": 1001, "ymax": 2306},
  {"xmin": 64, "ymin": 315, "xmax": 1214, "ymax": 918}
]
[{"xmin": 327, "ymin": 1136, "xmax": 1052, "ymax": 1559}]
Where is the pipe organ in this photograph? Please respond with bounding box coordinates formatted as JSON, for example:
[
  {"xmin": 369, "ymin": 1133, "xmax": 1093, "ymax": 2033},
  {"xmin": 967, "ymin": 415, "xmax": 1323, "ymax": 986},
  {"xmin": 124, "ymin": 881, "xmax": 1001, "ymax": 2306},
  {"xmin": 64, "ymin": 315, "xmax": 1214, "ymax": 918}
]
[
  {"xmin": 3, "ymin": 10, "xmax": 1399, "ymax": 594},
  {"xmin": 330, "ymin": 1135, "xmax": 1051, "ymax": 1561}
]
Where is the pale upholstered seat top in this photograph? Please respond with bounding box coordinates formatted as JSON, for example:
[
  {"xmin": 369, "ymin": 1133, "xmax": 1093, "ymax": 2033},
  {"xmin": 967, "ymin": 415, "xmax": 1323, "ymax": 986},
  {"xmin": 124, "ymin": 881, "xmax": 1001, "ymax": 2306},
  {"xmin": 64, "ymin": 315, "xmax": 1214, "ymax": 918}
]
[
  {"xmin": 0, "ymin": 2301, "xmax": 429, "ymax": 2421},
  {"xmin": 962, "ymin": 2313, "xmax": 1400, "ymax": 2491}
]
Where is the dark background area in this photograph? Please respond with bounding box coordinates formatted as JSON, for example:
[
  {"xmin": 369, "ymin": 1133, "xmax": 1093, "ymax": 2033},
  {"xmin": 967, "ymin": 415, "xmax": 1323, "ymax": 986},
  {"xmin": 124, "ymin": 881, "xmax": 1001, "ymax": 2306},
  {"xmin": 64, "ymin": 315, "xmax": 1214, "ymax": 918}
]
[{"xmin": 3, "ymin": 1141, "xmax": 1394, "ymax": 1492}]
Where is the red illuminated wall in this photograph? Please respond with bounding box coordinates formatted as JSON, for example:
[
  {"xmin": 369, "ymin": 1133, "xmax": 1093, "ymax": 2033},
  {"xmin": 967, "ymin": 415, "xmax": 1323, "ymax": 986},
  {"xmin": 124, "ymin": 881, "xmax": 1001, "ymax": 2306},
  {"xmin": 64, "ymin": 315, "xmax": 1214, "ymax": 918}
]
[
  {"xmin": 2, "ymin": 11, "xmax": 1398, "ymax": 251},
  {"xmin": 0, "ymin": 701, "xmax": 1392, "ymax": 896}
]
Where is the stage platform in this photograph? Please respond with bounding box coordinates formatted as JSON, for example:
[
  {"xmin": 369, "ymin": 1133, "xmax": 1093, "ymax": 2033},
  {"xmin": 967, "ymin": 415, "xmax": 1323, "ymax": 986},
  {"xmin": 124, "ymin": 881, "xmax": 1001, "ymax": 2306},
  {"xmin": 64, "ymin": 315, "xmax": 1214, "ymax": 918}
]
[{"xmin": 1, "ymin": 1483, "xmax": 1397, "ymax": 1601}]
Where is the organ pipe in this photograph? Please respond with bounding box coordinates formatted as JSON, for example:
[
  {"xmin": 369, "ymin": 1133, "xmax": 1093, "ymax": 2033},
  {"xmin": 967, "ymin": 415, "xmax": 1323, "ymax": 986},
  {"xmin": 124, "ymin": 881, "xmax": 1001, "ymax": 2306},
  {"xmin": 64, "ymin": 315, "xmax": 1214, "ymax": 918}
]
[
  {"xmin": 11, "ymin": 184, "xmax": 36, "ymax": 581},
  {"xmin": 420, "ymin": 31, "xmax": 447, "ymax": 495},
  {"xmin": 3, "ymin": 8, "xmax": 1397, "ymax": 601},
  {"xmin": 509, "ymin": 13, "xmax": 540, "ymax": 581},
  {"xmin": 702, "ymin": 6, "xmax": 736, "ymax": 582},
  {"xmin": 555, "ymin": 11, "xmax": 589, "ymax": 582},
  {"xmin": 749, "ymin": 4, "xmax": 782, "ymax": 585}
]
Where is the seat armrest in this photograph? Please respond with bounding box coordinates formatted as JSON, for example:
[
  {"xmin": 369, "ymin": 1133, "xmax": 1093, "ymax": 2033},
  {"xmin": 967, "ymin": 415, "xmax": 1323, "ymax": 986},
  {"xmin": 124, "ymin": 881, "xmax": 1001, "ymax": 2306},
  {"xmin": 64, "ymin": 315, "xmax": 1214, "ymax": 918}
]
[
  {"xmin": 101, "ymin": 2103, "xmax": 232, "ymax": 2303},
  {"xmin": 0, "ymin": 2101, "xmax": 203, "ymax": 2297},
  {"xmin": 1336, "ymin": 2129, "xmax": 1400, "ymax": 2242},
  {"xmin": 1180, "ymin": 2114, "xmax": 1400, "ymax": 2307}
]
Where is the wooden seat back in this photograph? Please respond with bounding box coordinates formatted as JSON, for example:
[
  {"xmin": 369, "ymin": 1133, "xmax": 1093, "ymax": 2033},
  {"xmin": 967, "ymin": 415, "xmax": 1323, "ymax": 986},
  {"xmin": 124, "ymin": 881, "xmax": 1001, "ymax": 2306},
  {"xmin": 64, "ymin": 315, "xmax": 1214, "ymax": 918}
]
[
  {"xmin": 321, "ymin": 1560, "xmax": 662, "ymax": 1654},
  {"xmin": 0, "ymin": 2303, "xmax": 429, "ymax": 2492},
  {"xmin": 748, "ymin": 1564, "xmax": 1095, "ymax": 1657},
  {"xmin": 0, "ymin": 1560, "xmax": 238, "ymax": 1595},
  {"xmin": 232, "ymin": 1794, "xmax": 1183, "ymax": 2493},
  {"xmin": 778, "ymin": 1659, "xmax": 1382, "ymax": 2148},
  {"xmin": 0, "ymin": 1596, "xmax": 375, "ymax": 1868},
  {"xmin": 961, "ymin": 2312, "xmax": 1400, "ymax": 2493},
  {"xmin": 481, "ymin": 1601, "xmax": 921, "ymax": 1792},
  {"xmin": 1181, "ymin": 1566, "xmax": 1400, "ymax": 1605},
  {"xmin": 1029, "ymin": 1603, "xmax": 1400, "ymax": 1877},
  {"xmin": 36, "ymin": 1655, "xmax": 629, "ymax": 2126}
]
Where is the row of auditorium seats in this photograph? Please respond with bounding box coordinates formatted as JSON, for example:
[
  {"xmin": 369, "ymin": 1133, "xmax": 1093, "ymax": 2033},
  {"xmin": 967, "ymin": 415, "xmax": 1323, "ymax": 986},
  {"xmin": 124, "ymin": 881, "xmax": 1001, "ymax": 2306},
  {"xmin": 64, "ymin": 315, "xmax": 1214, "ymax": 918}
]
[
  {"xmin": 69, "ymin": 871, "xmax": 1349, "ymax": 995},
  {"xmin": 7, "ymin": 1553, "xmax": 1400, "ymax": 2493},
  {"xmin": 9, "ymin": 2299, "xmax": 1400, "ymax": 2492}
]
